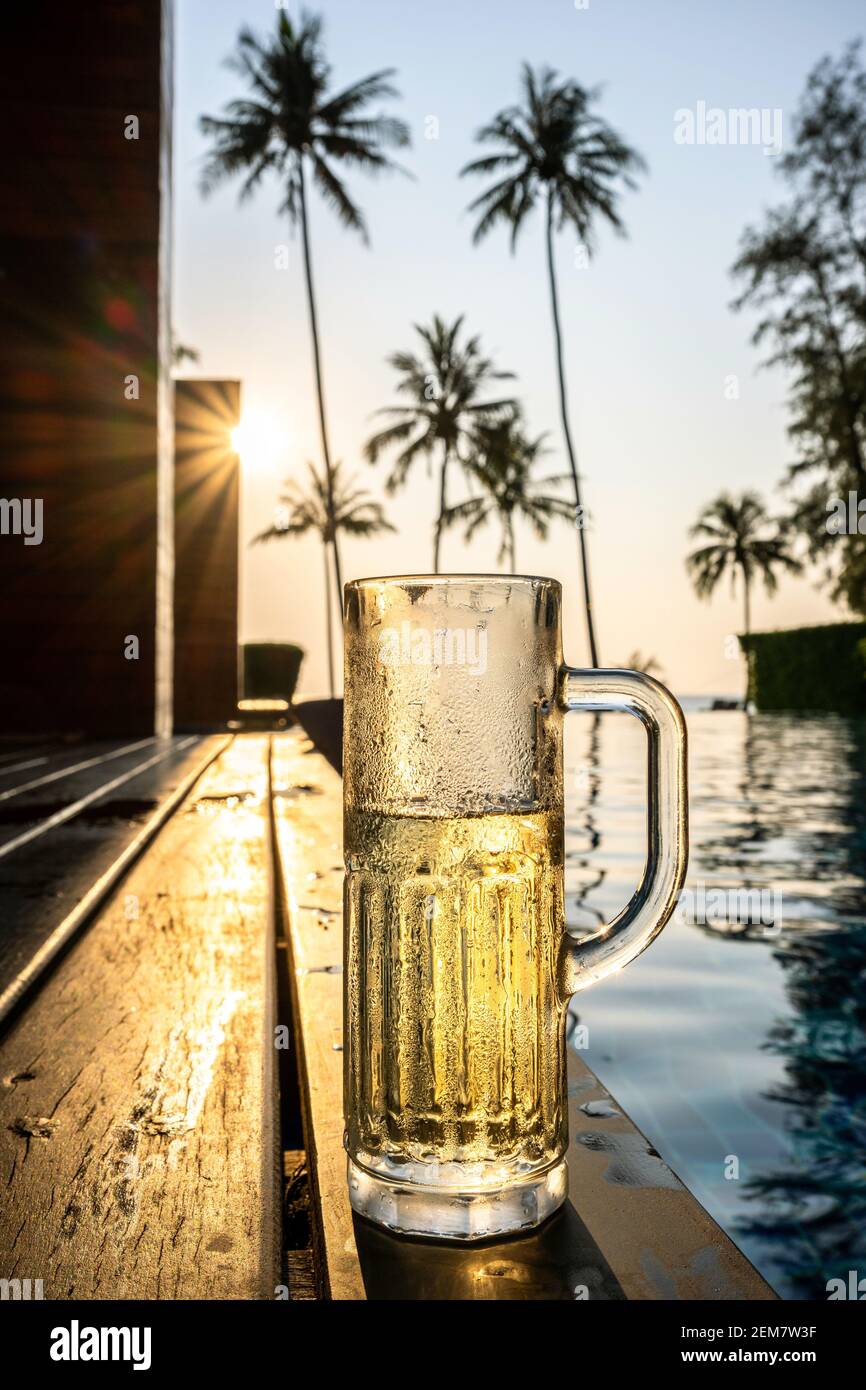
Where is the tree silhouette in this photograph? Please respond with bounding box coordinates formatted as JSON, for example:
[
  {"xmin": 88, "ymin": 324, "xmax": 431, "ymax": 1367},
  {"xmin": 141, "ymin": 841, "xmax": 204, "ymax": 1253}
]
[
  {"xmin": 365, "ymin": 314, "xmax": 516, "ymax": 570},
  {"xmin": 442, "ymin": 417, "xmax": 574, "ymax": 570},
  {"xmin": 687, "ymin": 492, "xmax": 802, "ymax": 699},
  {"xmin": 200, "ymin": 10, "xmax": 409, "ymax": 614},
  {"xmin": 731, "ymin": 42, "xmax": 866, "ymax": 616},
  {"xmin": 462, "ymin": 64, "xmax": 646, "ymax": 664},
  {"xmin": 254, "ymin": 461, "xmax": 393, "ymax": 697}
]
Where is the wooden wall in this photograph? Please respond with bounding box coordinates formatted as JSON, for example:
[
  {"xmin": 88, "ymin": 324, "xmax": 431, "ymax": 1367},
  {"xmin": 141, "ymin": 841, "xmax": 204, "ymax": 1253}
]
[
  {"xmin": 173, "ymin": 380, "xmax": 240, "ymax": 730},
  {"xmin": 0, "ymin": 1, "xmax": 174, "ymax": 736}
]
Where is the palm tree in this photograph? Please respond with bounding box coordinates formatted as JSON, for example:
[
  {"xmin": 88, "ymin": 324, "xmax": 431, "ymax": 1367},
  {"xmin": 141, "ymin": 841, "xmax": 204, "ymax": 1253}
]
[
  {"xmin": 253, "ymin": 461, "xmax": 394, "ymax": 698},
  {"xmin": 364, "ymin": 314, "xmax": 517, "ymax": 570},
  {"xmin": 442, "ymin": 418, "xmax": 575, "ymax": 570},
  {"xmin": 200, "ymin": 10, "xmax": 409, "ymax": 612},
  {"xmin": 686, "ymin": 491, "xmax": 803, "ymax": 700},
  {"xmin": 461, "ymin": 65, "xmax": 646, "ymax": 666}
]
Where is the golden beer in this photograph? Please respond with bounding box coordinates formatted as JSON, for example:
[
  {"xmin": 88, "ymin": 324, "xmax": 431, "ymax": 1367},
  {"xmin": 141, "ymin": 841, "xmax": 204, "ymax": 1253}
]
[{"xmin": 344, "ymin": 808, "xmax": 567, "ymax": 1176}]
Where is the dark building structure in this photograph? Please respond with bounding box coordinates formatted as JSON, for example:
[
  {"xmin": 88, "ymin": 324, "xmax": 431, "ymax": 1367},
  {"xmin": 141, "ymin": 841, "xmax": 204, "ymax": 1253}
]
[
  {"xmin": 0, "ymin": 2, "xmax": 174, "ymax": 736},
  {"xmin": 173, "ymin": 380, "xmax": 241, "ymax": 730}
]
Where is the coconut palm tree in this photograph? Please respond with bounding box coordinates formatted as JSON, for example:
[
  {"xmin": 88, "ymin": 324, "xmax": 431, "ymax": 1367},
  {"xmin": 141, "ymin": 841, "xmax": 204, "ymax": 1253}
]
[
  {"xmin": 253, "ymin": 461, "xmax": 394, "ymax": 698},
  {"xmin": 200, "ymin": 10, "xmax": 409, "ymax": 612},
  {"xmin": 364, "ymin": 314, "xmax": 517, "ymax": 570},
  {"xmin": 442, "ymin": 418, "xmax": 574, "ymax": 570},
  {"xmin": 461, "ymin": 65, "xmax": 646, "ymax": 666},
  {"xmin": 686, "ymin": 491, "xmax": 803, "ymax": 700}
]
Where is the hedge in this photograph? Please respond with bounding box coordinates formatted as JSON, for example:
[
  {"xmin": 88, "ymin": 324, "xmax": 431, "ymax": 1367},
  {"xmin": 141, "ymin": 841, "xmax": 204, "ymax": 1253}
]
[
  {"xmin": 242, "ymin": 643, "xmax": 304, "ymax": 703},
  {"xmin": 739, "ymin": 623, "xmax": 866, "ymax": 714}
]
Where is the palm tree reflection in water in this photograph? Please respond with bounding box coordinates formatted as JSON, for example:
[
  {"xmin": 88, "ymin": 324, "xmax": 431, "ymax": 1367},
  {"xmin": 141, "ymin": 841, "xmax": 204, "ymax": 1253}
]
[
  {"xmin": 565, "ymin": 709, "xmax": 866, "ymax": 1299},
  {"xmin": 566, "ymin": 713, "xmax": 606, "ymax": 934},
  {"xmin": 730, "ymin": 720, "xmax": 866, "ymax": 1298}
]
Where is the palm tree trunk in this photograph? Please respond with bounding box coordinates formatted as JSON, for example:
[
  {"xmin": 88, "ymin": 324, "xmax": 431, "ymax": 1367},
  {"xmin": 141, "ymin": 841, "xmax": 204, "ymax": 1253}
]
[
  {"xmin": 433, "ymin": 443, "xmax": 450, "ymax": 573},
  {"xmin": 323, "ymin": 537, "xmax": 335, "ymax": 700},
  {"xmin": 507, "ymin": 515, "xmax": 516, "ymax": 572},
  {"xmin": 297, "ymin": 161, "xmax": 344, "ymax": 619},
  {"xmin": 545, "ymin": 188, "xmax": 599, "ymax": 667},
  {"xmin": 742, "ymin": 564, "xmax": 751, "ymax": 708}
]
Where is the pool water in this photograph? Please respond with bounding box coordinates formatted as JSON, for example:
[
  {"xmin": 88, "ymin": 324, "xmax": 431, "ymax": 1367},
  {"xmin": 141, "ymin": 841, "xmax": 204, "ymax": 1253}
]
[{"xmin": 564, "ymin": 707, "xmax": 866, "ymax": 1300}]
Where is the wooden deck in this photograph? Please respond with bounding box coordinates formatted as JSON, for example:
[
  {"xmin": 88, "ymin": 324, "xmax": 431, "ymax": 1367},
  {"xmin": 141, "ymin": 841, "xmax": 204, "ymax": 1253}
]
[
  {"xmin": 0, "ymin": 735, "xmax": 279, "ymax": 1298},
  {"xmin": 272, "ymin": 727, "xmax": 776, "ymax": 1301},
  {"xmin": 0, "ymin": 734, "xmax": 227, "ymax": 1020}
]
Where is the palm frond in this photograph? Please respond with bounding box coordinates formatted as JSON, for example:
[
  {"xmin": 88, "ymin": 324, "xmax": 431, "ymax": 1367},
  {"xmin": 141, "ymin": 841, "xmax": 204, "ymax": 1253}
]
[
  {"xmin": 199, "ymin": 11, "xmax": 410, "ymax": 236},
  {"xmin": 364, "ymin": 315, "xmax": 518, "ymax": 487},
  {"xmin": 252, "ymin": 459, "xmax": 393, "ymax": 546},
  {"xmin": 461, "ymin": 63, "xmax": 646, "ymax": 252},
  {"xmin": 310, "ymin": 153, "xmax": 368, "ymax": 240}
]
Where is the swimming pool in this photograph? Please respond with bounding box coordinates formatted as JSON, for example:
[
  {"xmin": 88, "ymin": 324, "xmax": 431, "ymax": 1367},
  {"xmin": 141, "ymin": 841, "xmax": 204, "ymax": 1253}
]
[{"xmin": 565, "ymin": 706, "xmax": 866, "ymax": 1300}]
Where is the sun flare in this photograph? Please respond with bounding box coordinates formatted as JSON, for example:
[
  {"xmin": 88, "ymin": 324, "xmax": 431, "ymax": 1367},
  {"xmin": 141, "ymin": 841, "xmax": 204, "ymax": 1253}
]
[{"xmin": 230, "ymin": 410, "xmax": 283, "ymax": 472}]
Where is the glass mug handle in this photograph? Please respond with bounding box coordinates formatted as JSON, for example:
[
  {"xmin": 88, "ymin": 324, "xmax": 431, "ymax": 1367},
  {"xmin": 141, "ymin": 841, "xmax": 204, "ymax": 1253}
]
[{"xmin": 557, "ymin": 667, "xmax": 688, "ymax": 996}]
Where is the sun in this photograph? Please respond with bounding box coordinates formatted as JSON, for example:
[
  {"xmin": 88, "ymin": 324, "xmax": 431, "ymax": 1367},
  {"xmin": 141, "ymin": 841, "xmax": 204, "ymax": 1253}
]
[{"xmin": 230, "ymin": 410, "xmax": 283, "ymax": 472}]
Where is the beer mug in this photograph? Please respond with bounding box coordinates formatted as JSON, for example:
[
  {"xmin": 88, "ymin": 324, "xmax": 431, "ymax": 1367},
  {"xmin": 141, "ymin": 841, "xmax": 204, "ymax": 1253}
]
[{"xmin": 343, "ymin": 575, "xmax": 687, "ymax": 1241}]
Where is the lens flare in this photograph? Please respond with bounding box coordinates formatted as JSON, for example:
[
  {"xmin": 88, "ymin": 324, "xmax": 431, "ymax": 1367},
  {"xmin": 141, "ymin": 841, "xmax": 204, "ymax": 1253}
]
[{"xmin": 230, "ymin": 410, "xmax": 282, "ymax": 472}]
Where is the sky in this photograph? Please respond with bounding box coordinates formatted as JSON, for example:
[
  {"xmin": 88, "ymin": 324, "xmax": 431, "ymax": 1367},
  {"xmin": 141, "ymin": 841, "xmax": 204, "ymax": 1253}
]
[{"xmin": 173, "ymin": 0, "xmax": 865, "ymax": 698}]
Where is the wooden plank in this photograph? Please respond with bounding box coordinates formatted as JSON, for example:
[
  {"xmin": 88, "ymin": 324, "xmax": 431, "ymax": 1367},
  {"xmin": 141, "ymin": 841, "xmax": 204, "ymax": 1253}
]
[
  {"xmin": 0, "ymin": 736, "xmax": 224, "ymax": 1016},
  {"xmin": 0, "ymin": 734, "xmax": 279, "ymax": 1299},
  {"xmin": 271, "ymin": 728, "xmax": 775, "ymax": 1301},
  {"xmin": 271, "ymin": 730, "xmax": 362, "ymax": 1300}
]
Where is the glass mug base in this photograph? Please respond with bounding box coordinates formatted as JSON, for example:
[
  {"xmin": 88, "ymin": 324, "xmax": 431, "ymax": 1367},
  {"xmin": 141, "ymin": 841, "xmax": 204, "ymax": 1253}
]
[{"xmin": 347, "ymin": 1155, "xmax": 568, "ymax": 1242}]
